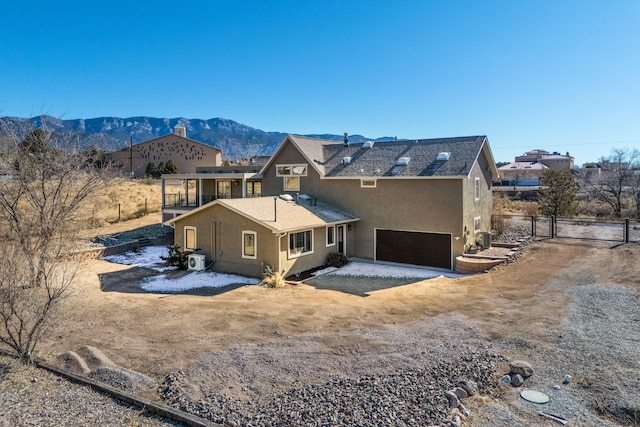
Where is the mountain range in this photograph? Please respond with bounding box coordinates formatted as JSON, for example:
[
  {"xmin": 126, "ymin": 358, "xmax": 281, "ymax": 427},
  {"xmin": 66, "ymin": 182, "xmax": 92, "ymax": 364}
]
[{"xmin": 0, "ymin": 115, "xmax": 394, "ymax": 160}]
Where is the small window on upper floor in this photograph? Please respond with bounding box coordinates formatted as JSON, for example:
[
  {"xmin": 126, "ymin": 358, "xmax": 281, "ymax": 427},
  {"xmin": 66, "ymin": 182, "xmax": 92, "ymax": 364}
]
[
  {"xmin": 284, "ymin": 176, "xmax": 299, "ymax": 191},
  {"xmin": 360, "ymin": 179, "xmax": 376, "ymax": 188},
  {"xmin": 276, "ymin": 164, "xmax": 307, "ymax": 177},
  {"xmin": 474, "ymin": 177, "xmax": 480, "ymax": 200}
]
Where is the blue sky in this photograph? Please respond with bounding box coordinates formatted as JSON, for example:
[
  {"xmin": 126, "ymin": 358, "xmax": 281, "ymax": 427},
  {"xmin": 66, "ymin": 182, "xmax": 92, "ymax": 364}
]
[{"xmin": 1, "ymin": 1, "xmax": 638, "ymax": 165}]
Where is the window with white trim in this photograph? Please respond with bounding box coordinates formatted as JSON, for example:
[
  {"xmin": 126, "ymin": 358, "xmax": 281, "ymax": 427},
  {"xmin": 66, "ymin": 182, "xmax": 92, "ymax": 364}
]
[
  {"xmin": 289, "ymin": 230, "xmax": 313, "ymax": 257},
  {"xmin": 277, "ymin": 164, "xmax": 306, "ymax": 191},
  {"xmin": 184, "ymin": 226, "xmax": 197, "ymax": 251},
  {"xmin": 360, "ymin": 179, "xmax": 376, "ymax": 188},
  {"xmin": 474, "ymin": 216, "xmax": 481, "ymax": 234},
  {"xmin": 474, "ymin": 177, "xmax": 480, "ymax": 200},
  {"xmin": 284, "ymin": 176, "xmax": 299, "ymax": 191},
  {"xmin": 276, "ymin": 164, "xmax": 307, "ymax": 177},
  {"xmin": 242, "ymin": 231, "xmax": 257, "ymax": 259},
  {"xmin": 326, "ymin": 226, "xmax": 335, "ymax": 246}
]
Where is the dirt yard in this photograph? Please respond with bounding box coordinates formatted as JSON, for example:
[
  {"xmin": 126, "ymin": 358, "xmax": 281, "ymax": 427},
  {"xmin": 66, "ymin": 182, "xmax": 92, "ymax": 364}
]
[{"xmin": 35, "ymin": 214, "xmax": 640, "ymax": 426}]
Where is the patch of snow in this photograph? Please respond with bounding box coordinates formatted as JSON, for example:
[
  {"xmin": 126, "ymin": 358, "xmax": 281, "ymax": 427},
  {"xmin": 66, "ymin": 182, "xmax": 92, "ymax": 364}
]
[
  {"xmin": 328, "ymin": 262, "xmax": 464, "ymax": 279},
  {"xmin": 141, "ymin": 272, "xmax": 259, "ymax": 293},
  {"xmin": 312, "ymin": 266, "xmax": 338, "ymax": 276},
  {"xmin": 102, "ymin": 246, "xmax": 259, "ymax": 292},
  {"xmin": 102, "ymin": 246, "xmax": 170, "ymax": 270}
]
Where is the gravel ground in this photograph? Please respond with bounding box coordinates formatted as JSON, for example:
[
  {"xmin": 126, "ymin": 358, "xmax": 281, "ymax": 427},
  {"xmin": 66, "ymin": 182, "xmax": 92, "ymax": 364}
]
[
  {"xmin": 158, "ymin": 314, "xmax": 507, "ymax": 426},
  {"xmin": 0, "ymin": 356, "xmax": 178, "ymax": 427}
]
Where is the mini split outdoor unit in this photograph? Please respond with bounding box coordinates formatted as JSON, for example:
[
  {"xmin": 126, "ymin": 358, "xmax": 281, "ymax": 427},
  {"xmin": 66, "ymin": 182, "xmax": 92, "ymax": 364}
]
[{"xmin": 188, "ymin": 254, "xmax": 206, "ymax": 271}]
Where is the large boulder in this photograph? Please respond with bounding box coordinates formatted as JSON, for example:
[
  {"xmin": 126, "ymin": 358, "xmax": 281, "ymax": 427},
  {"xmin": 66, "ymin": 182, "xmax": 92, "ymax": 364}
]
[{"xmin": 509, "ymin": 360, "xmax": 534, "ymax": 378}]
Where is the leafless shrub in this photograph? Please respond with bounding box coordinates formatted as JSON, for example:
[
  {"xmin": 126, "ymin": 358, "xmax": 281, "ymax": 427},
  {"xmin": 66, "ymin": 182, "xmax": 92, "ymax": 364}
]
[
  {"xmin": 0, "ymin": 123, "xmax": 114, "ymax": 362},
  {"xmin": 260, "ymin": 264, "xmax": 286, "ymax": 288}
]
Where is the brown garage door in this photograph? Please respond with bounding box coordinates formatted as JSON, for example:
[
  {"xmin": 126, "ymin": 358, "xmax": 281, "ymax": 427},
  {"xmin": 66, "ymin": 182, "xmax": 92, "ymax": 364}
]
[{"xmin": 376, "ymin": 230, "xmax": 451, "ymax": 269}]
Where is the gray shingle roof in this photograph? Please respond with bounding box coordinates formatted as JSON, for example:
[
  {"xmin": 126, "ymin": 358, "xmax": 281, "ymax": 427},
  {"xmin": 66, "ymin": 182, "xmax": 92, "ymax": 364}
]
[
  {"xmin": 219, "ymin": 196, "xmax": 359, "ymax": 232},
  {"xmin": 289, "ymin": 135, "xmax": 488, "ymax": 178}
]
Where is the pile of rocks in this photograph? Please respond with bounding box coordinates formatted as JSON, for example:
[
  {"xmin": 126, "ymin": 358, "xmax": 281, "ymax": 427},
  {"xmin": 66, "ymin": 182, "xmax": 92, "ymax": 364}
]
[
  {"xmin": 497, "ymin": 360, "xmax": 534, "ymax": 389},
  {"xmin": 160, "ymin": 350, "xmax": 506, "ymax": 426}
]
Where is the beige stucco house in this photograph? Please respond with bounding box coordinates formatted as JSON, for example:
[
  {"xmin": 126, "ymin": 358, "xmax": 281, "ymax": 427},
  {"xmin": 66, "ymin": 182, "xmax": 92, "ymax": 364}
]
[
  {"xmin": 109, "ymin": 125, "xmax": 222, "ymax": 177},
  {"xmin": 165, "ymin": 134, "xmax": 499, "ymax": 276},
  {"xmin": 498, "ymin": 149, "xmax": 574, "ymax": 186}
]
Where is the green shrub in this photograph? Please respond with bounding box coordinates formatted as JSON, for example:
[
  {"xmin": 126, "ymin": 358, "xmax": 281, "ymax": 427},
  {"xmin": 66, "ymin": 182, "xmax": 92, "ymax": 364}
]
[
  {"xmin": 161, "ymin": 245, "xmax": 199, "ymax": 270},
  {"xmin": 327, "ymin": 252, "xmax": 348, "ymax": 268}
]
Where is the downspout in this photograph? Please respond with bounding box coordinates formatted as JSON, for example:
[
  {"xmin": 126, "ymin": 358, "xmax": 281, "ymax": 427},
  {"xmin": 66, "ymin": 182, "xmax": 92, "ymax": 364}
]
[{"xmin": 277, "ymin": 233, "xmax": 281, "ymax": 274}]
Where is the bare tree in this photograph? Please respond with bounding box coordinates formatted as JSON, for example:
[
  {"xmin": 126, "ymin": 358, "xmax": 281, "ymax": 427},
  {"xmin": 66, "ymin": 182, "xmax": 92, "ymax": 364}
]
[
  {"xmin": 0, "ymin": 123, "xmax": 113, "ymax": 362},
  {"xmin": 589, "ymin": 148, "xmax": 640, "ymax": 217}
]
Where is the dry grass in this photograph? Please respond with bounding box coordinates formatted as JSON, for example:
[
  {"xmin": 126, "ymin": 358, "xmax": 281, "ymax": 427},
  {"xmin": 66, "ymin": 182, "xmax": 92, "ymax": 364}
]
[
  {"xmin": 84, "ymin": 178, "xmax": 162, "ymax": 227},
  {"xmin": 493, "ymin": 193, "xmax": 539, "ymax": 216}
]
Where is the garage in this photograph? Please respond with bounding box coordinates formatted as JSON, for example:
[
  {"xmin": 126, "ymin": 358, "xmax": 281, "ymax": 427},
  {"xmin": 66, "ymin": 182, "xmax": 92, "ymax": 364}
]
[{"xmin": 375, "ymin": 229, "xmax": 451, "ymax": 269}]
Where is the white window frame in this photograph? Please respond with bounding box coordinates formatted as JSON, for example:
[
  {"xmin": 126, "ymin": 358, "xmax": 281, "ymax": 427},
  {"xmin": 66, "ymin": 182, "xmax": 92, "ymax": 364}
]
[
  {"xmin": 326, "ymin": 225, "xmax": 335, "ymax": 247},
  {"xmin": 276, "ymin": 164, "xmax": 308, "ymax": 177},
  {"xmin": 242, "ymin": 230, "xmax": 257, "ymax": 259},
  {"xmin": 474, "ymin": 177, "xmax": 480, "ymax": 200},
  {"xmin": 283, "ymin": 176, "xmax": 300, "ymax": 191},
  {"xmin": 288, "ymin": 229, "xmax": 313, "ymax": 258},
  {"xmin": 184, "ymin": 226, "xmax": 197, "ymax": 251},
  {"xmin": 474, "ymin": 216, "xmax": 482, "ymax": 234},
  {"xmin": 360, "ymin": 178, "xmax": 377, "ymax": 188}
]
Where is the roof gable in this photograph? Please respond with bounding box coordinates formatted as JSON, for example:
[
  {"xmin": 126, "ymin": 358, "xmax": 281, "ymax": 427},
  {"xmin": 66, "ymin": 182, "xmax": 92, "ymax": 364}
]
[{"xmin": 262, "ymin": 135, "xmax": 494, "ymax": 179}]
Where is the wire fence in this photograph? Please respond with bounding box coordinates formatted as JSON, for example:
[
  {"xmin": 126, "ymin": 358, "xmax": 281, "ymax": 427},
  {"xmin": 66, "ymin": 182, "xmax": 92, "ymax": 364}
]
[{"xmin": 496, "ymin": 214, "xmax": 640, "ymax": 243}]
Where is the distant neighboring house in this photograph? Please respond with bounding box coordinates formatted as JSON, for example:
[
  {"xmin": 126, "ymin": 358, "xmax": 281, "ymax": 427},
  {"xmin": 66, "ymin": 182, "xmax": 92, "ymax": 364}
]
[
  {"xmin": 498, "ymin": 149, "xmax": 574, "ymax": 186},
  {"xmin": 109, "ymin": 125, "xmax": 222, "ymax": 177},
  {"xmin": 164, "ymin": 134, "xmax": 499, "ymax": 276}
]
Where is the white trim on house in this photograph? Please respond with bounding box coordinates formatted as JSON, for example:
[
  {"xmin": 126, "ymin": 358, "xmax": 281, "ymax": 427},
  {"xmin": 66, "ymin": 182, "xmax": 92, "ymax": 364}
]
[
  {"xmin": 288, "ymin": 229, "xmax": 313, "ymax": 259},
  {"xmin": 276, "ymin": 164, "xmax": 308, "ymax": 177},
  {"xmin": 283, "ymin": 176, "xmax": 300, "ymax": 191},
  {"xmin": 474, "ymin": 216, "xmax": 482, "ymax": 234},
  {"xmin": 184, "ymin": 226, "xmax": 197, "ymax": 250},
  {"xmin": 326, "ymin": 225, "xmax": 335, "ymax": 247},
  {"xmin": 360, "ymin": 178, "xmax": 377, "ymax": 188},
  {"xmin": 474, "ymin": 177, "xmax": 480, "ymax": 200},
  {"xmin": 242, "ymin": 230, "xmax": 257, "ymax": 259}
]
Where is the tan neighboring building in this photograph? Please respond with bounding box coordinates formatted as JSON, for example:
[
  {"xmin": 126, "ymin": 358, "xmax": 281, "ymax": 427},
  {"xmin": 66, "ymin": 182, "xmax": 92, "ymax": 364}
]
[
  {"xmin": 499, "ymin": 149, "xmax": 574, "ymax": 186},
  {"xmin": 109, "ymin": 125, "xmax": 222, "ymax": 177},
  {"xmin": 165, "ymin": 134, "xmax": 499, "ymax": 276}
]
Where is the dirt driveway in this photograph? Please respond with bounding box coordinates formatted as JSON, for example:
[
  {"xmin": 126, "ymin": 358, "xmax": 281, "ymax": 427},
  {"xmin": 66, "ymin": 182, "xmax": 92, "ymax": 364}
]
[{"xmin": 38, "ymin": 219, "xmax": 640, "ymax": 425}]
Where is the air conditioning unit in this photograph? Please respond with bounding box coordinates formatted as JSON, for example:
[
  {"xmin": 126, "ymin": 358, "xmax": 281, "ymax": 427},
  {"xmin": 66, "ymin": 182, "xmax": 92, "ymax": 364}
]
[
  {"xmin": 187, "ymin": 254, "xmax": 206, "ymax": 271},
  {"xmin": 479, "ymin": 232, "xmax": 491, "ymax": 249}
]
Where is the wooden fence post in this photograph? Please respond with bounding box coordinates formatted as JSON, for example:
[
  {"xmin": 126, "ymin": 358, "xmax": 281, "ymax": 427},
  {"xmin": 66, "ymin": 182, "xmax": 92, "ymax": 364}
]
[{"xmin": 118, "ymin": 203, "xmax": 121, "ymax": 222}]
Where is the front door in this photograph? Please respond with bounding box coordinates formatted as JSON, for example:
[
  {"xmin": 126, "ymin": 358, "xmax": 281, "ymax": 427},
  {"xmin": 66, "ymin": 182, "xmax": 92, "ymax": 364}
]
[{"xmin": 337, "ymin": 225, "xmax": 345, "ymax": 255}]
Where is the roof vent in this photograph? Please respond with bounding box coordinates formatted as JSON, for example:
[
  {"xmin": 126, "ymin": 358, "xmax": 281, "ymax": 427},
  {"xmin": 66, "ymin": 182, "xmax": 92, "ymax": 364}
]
[
  {"xmin": 342, "ymin": 156, "xmax": 352, "ymax": 164},
  {"xmin": 363, "ymin": 140, "xmax": 375, "ymax": 148},
  {"xmin": 396, "ymin": 157, "xmax": 410, "ymax": 166},
  {"xmin": 436, "ymin": 152, "xmax": 451, "ymax": 161},
  {"xmin": 344, "ymin": 132, "xmax": 349, "ymax": 147}
]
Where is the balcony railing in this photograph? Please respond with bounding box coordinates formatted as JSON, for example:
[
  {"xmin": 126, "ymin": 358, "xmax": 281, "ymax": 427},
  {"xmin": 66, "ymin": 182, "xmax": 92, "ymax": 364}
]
[{"xmin": 163, "ymin": 192, "xmax": 263, "ymax": 208}]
